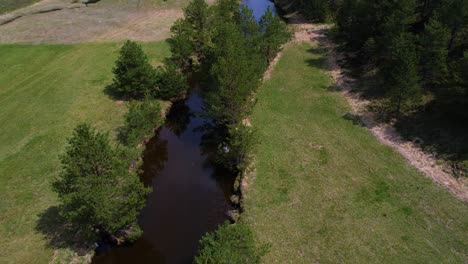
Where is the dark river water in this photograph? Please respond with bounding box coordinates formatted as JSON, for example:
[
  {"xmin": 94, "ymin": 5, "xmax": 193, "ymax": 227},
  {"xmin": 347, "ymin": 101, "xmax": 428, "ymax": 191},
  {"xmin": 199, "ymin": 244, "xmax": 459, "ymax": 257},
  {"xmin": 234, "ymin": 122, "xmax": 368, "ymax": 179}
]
[
  {"xmin": 92, "ymin": 1, "xmax": 277, "ymax": 263},
  {"xmin": 92, "ymin": 91, "xmax": 234, "ymax": 264}
]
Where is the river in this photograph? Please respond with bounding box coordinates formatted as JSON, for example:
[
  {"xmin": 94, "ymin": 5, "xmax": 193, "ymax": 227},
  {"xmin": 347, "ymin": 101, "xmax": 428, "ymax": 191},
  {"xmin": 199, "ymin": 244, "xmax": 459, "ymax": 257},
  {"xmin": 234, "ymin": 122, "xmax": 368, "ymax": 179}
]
[{"xmin": 92, "ymin": 1, "xmax": 276, "ymax": 263}]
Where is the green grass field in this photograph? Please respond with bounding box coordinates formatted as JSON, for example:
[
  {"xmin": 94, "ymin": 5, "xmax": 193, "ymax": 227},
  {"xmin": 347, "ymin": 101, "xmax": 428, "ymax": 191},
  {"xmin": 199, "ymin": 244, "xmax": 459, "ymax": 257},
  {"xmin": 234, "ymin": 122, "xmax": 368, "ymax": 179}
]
[
  {"xmin": 245, "ymin": 43, "xmax": 468, "ymax": 263},
  {"xmin": 0, "ymin": 42, "xmax": 170, "ymax": 263},
  {"xmin": 0, "ymin": 0, "xmax": 39, "ymax": 15}
]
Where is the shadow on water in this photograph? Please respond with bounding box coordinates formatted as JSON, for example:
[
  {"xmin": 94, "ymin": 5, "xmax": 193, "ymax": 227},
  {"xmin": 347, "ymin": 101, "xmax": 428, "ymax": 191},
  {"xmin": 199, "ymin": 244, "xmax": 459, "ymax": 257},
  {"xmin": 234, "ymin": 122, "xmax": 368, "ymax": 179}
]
[{"xmin": 92, "ymin": 89, "xmax": 235, "ymax": 264}]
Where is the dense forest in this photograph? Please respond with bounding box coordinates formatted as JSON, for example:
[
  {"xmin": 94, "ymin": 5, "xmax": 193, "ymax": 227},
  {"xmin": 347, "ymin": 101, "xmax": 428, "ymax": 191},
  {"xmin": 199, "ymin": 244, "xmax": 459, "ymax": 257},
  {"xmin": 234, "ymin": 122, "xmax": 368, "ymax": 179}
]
[{"xmin": 275, "ymin": 0, "xmax": 468, "ymax": 176}]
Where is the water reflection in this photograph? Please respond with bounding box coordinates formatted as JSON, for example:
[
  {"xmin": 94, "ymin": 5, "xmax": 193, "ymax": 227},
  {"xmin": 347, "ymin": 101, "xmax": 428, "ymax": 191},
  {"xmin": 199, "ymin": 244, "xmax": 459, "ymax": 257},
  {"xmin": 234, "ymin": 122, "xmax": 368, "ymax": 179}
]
[
  {"xmin": 165, "ymin": 100, "xmax": 192, "ymax": 137},
  {"xmin": 93, "ymin": 90, "xmax": 234, "ymax": 264},
  {"xmin": 242, "ymin": 0, "xmax": 276, "ymax": 20}
]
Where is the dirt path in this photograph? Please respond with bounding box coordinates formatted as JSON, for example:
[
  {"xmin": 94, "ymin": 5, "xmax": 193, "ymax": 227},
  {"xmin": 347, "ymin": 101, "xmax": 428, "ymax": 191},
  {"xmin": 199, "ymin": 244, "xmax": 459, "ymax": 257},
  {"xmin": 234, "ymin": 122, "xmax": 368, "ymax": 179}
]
[{"xmin": 289, "ymin": 20, "xmax": 468, "ymax": 201}]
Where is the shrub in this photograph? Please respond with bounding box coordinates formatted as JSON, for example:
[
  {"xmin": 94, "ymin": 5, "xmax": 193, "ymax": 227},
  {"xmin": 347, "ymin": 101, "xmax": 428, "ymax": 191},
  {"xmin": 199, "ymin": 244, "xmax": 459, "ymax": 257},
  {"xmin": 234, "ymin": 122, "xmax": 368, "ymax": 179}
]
[
  {"xmin": 112, "ymin": 40, "xmax": 157, "ymax": 99},
  {"xmin": 155, "ymin": 62, "xmax": 189, "ymax": 100},
  {"xmin": 195, "ymin": 222, "xmax": 269, "ymax": 264},
  {"xmin": 119, "ymin": 98, "xmax": 163, "ymax": 146}
]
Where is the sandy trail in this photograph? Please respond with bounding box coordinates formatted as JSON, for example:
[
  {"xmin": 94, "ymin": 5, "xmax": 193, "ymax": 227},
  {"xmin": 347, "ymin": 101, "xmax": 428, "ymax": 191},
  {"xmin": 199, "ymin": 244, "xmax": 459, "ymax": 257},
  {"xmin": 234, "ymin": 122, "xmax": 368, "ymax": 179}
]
[{"xmin": 288, "ymin": 19, "xmax": 467, "ymax": 201}]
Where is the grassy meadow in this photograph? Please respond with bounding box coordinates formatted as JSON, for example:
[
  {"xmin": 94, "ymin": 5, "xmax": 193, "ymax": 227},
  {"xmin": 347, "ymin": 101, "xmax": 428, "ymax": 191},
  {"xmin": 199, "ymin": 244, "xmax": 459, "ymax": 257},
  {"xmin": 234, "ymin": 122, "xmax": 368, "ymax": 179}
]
[
  {"xmin": 0, "ymin": 42, "xmax": 170, "ymax": 263},
  {"xmin": 244, "ymin": 42, "xmax": 468, "ymax": 263}
]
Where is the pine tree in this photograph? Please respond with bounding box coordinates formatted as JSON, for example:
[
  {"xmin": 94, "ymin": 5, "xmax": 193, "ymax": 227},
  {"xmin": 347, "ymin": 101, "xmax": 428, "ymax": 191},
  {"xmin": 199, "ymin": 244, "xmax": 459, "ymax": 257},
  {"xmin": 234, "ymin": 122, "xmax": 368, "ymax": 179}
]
[
  {"xmin": 54, "ymin": 123, "xmax": 150, "ymax": 237},
  {"xmin": 155, "ymin": 61, "xmax": 188, "ymax": 100},
  {"xmin": 420, "ymin": 16, "xmax": 450, "ymax": 88},
  {"xmin": 259, "ymin": 7, "xmax": 291, "ymax": 65},
  {"xmin": 112, "ymin": 40, "xmax": 157, "ymax": 99},
  {"xmin": 205, "ymin": 21, "xmax": 262, "ymax": 126},
  {"xmin": 385, "ymin": 33, "xmax": 422, "ymax": 117},
  {"xmin": 184, "ymin": 0, "xmax": 210, "ymax": 61},
  {"xmin": 167, "ymin": 19, "xmax": 195, "ymax": 72}
]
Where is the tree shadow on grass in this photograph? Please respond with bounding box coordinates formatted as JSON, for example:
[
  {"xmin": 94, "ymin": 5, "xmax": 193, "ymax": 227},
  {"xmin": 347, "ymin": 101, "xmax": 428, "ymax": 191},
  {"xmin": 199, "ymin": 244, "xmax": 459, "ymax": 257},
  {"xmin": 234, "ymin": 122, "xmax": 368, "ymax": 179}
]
[
  {"xmin": 395, "ymin": 105, "xmax": 468, "ymax": 177},
  {"xmin": 35, "ymin": 206, "xmax": 93, "ymax": 256},
  {"xmin": 103, "ymin": 83, "xmax": 126, "ymax": 101}
]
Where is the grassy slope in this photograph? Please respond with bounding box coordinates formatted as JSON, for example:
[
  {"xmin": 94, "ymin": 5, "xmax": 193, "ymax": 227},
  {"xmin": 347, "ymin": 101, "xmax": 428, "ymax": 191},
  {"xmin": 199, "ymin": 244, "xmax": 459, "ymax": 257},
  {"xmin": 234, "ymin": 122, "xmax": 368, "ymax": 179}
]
[
  {"xmin": 245, "ymin": 42, "xmax": 468, "ymax": 263},
  {"xmin": 0, "ymin": 0, "xmax": 39, "ymax": 15},
  {"xmin": 0, "ymin": 42, "xmax": 169, "ymax": 263}
]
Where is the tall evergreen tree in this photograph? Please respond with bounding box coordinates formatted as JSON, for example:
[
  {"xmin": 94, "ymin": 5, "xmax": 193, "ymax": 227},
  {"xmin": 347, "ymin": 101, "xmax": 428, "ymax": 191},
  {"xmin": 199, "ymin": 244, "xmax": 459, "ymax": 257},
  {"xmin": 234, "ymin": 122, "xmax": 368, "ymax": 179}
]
[
  {"xmin": 205, "ymin": 21, "xmax": 262, "ymax": 126},
  {"xmin": 420, "ymin": 16, "xmax": 450, "ymax": 88},
  {"xmin": 385, "ymin": 33, "xmax": 422, "ymax": 116},
  {"xmin": 112, "ymin": 40, "xmax": 157, "ymax": 99},
  {"xmin": 54, "ymin": 123, "xmax": 150, "ymax": 237},
  {"xmin": 183, "ymin": 0, "xmax": 210, "ymax": 62},
  {"xmin": 167, "ymin": 19, "xmax": 195, "ymax": 72},
  {"xmin": 259, "ymin": 7, "xmax": 291, "ymax": 65}
]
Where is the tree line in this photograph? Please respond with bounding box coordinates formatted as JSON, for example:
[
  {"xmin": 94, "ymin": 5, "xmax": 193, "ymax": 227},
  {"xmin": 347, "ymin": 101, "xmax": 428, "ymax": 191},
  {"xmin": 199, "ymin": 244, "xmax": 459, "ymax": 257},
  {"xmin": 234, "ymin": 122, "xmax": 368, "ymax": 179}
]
[
  {"xmin": 166, "ymin": 0, "xmax": 290, "ymax": 262},
  {"xmin": 276, "ymin": 0, "xmax": 467, "ymax": 175},
  {"xmin": 53, "ymin": 40, "xmax": 186, "ymax": 244},
  {"xmin": 168, "ymin": 0, "xmax": 290, "ymax": 172}
]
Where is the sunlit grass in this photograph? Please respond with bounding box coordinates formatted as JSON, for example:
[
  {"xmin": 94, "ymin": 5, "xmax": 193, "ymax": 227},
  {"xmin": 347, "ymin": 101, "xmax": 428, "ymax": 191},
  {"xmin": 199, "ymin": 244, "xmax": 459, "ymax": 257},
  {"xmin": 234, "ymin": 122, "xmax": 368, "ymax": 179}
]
[
  {"xmin": 245, "ymin": 42, "xmax": 468, "ymax": 263},
  {"xmin": 0, "ymin": 42, "xmax": 170, "ymax": 263}
]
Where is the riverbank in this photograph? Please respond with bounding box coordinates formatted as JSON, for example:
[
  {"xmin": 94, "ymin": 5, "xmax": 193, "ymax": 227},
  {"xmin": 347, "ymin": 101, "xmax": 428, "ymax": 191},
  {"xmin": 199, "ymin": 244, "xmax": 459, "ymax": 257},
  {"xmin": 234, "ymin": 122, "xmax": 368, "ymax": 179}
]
[
  {"xmin": 0, "ymin": 42, "xmax": 170, "ymax": 263},
  {"xmin": 244, "ymin": 41, "xmax": 468, "ymax": 262}
]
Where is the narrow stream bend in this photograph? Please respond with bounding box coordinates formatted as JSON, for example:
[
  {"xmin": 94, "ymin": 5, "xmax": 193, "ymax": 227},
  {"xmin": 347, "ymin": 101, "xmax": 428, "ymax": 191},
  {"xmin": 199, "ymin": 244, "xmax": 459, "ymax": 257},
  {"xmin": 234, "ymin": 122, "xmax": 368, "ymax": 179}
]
[
  {"xmin": 92, "ymin": 1, "xmax": 277, "ymax": 263},
  {"xmin": 93, "ymin": 90, "xmax": 235, "ymax": 264}
]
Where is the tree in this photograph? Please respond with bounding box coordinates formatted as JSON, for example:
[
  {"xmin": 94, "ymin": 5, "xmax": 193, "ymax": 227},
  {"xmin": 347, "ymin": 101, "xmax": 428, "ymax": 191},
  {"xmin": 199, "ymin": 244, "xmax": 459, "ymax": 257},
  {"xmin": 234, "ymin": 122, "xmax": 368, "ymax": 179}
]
[
  {"xmin": 120, "ymin": 98, "xmax": 163, "ymax": 146},
  {"xmin": 54, "ymin": 123, "xmax": 150, "ymax": 237},
  {"xmin": 385, "ymin": 33, "xmax": 422, "ymax": 117},
  {"xmin": 112, "ymin": 40, "xmax": 157, "ymax": 99},
  {"xmin": 259, "ymin": 7, "xmax": 291, "ymax": 65},
  {"xmin": 168, "ymin": 19, "xmax": 195, "ymax": 72},
  {"xmin": 205, "ymin": 21, "xmax": 262, "ymax": 126},
  {"xmin": 184, "ymin": 0, "xmax": 210, "ymax": 61},
  {"xmin": 420, "ymin": 17, "xmax": 450, "ymax": 88},
  {"xmin": 155, "ymin": 62, "xmax": 188, "ymax": 100}
]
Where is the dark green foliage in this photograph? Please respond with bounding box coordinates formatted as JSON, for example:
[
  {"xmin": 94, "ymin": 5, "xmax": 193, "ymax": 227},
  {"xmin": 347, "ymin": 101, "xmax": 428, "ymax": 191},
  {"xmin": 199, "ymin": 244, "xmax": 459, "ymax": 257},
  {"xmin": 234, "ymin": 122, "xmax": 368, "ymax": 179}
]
[
  {"xmin": 120, "ymin": 98, "xmax": 163, "ymax": 146},
  {"xmin": 54, "ymin": 123, "xmax": 150, "ymax": 237},
  {"xmin": 111, "ymin": 40, "xmax": 157, "ymax": 99},
  {"xmin": 274, "ymin": 0, "xmax": 337, "ymax": 22},
  {"xmin": 384, "ymin": 33, "xmax": 422, "ymax": 116},
  {"xmin": 183, "ymin": 0, "xmax": 210, "ymax": 60},
  {"xmin": 167, "ymin": 19, "xmax": 195, "ymax": 71},
  {"xmin": 194, "ymin": 222, "xmax": 269, "ymax": 264},
  {"xmin": 335, "ymin": 0, "xmax": 467, "ymax": 175},
  {"xmin": 205, "ymin": 21, "xmax": 263, "ymax": 126},
  {"xmin": 420, "ymin": 17, "xmax": 450, "ymax": 88},
  {"xmin": 169, "ymin": 0, "xmax": 289, "ymax": 178},
  {"xmin": 259, "ymin": 7, "xmax": 292, "ymax": 64},
  {"xmin": 155, "ymin": 62, "xmax": 188, "ymax": 100},
  {"xmin": 222, "ymin": 124, "xmax": 258, "ymax": 172}
]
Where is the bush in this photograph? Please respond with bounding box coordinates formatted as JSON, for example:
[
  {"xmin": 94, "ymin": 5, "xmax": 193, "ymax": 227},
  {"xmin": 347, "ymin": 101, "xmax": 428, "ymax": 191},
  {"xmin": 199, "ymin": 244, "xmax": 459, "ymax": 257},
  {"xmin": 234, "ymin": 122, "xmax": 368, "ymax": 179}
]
[
  {"xmin": 54, "ymin": 123, "xmax": 150, "ymax": 238},
  {"xmin": 111, "ymin": 40, "xmax": 157, "ymax": 99},
  {"xmin": 155, "ymin": 62, "xmax": 188, "ymax": 100},
  {"xmin": 217, "ymin": 124, "xmax": 258, "ymax": 172},
  {"xmin": 195, "ymin": 222, "xmax": 269, "ymax": 264},
  {"xmin": 119, "ymin": 98, "xmax": 163, "ymax": 146}
]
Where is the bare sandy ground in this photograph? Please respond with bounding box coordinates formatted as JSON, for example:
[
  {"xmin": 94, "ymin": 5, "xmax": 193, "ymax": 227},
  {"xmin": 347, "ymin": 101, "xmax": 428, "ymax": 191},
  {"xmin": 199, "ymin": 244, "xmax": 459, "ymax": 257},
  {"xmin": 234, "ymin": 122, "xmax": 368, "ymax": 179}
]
[
  {"xmin": 288, "ymin": 19, "xmax": 468, "ymax": 201},
  {"xmin": 0, "ymin": 0, "xmax": 184, "ymax": 43}
]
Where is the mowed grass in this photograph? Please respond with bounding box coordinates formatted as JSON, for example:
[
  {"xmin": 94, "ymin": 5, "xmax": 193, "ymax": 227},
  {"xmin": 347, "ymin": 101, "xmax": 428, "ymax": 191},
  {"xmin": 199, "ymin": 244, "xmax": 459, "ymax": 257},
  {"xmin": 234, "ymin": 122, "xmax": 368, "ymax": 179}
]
[
  {"xmin": 0, "ymin": 0, "xmax": 39, "ymax": 15},
  {"xmin": 245, "ymin": 43, "xmax": 468, "ymax": 263},
  {"xmin": 0, "ymin": 42, "xmax": 169, "ymax": 263}
]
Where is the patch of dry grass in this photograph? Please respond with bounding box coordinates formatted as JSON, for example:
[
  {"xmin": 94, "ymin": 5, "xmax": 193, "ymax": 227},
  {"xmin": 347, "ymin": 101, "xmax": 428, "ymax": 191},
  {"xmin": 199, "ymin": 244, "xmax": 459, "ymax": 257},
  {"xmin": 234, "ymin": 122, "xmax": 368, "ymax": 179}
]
[{"xmin": 0, "ymin": 0, "xmax": 190, "ymax": 44}]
